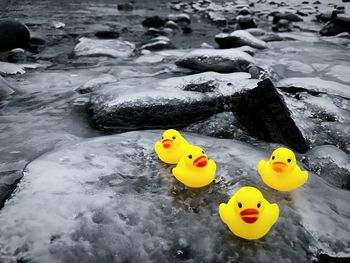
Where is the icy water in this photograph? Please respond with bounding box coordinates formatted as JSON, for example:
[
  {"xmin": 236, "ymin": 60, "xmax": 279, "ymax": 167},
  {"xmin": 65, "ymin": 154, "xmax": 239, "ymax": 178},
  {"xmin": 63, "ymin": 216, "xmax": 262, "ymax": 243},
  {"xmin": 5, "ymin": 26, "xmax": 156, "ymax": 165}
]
[{"xmin": 0, "ymin": 0, "xmax": 350, "ymax": 262}]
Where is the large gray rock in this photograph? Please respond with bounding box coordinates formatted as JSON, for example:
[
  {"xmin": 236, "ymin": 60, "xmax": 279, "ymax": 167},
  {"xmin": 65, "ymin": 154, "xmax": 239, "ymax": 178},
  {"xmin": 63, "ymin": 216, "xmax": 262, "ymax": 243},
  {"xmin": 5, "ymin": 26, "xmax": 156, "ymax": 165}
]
[
  {"xmin": 320, "ymin": 14, "xmax": 350, "ymax": 36},
  {"xmin": 304, "ymin": 145, "xmax": 350, "ymax": 190},
  {"xmin": 215, "ymin": 30, "xmax": 268, "ymax": 49},
  {"xmin": 0, "ymin": 131, "xmax": 348, "ymax": 262},
  {"xmin": 89, "ymin": 73, "xmax": 308, "ymax": 152},
  {"xmin": 89, "ymin": 72, "xmax": 257, "ymax": 130},
  {"xmin": 175, "ymin": 48, "xmax": 255, "ymax": 73},
  {"xmin": 0, "ymin": 20, "xmax": 30, "ymax": 52}
]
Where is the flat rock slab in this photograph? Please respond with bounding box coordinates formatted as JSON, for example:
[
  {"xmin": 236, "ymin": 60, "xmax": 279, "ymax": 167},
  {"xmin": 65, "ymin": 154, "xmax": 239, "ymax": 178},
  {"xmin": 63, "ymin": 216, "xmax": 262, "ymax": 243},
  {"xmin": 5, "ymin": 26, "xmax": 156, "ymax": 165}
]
[
  {"xmin": 90, "ymin": 72, "xmax": 256, "ymax": 130},
  {"xmin": 175, "ymin": 48, "xmax": 255, "ymax": 73},
  {"xmin": 89, "ymin": 73, "xmax": 308, "ymax": 152},
  {"xmin": 74, "ymin": 37, "xmax": 135, "ymax": 58},
  {"xmin": 0, "ymin": 131, "xmax": 349, "ymax": 262}
]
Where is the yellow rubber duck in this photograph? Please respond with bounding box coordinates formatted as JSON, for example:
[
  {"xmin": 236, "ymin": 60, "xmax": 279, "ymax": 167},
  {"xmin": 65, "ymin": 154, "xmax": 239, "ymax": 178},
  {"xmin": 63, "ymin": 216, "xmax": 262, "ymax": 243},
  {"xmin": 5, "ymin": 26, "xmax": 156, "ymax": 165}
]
[
  {"xmin": 172, "ymin": 145, "xmax": 216, "ymax": 188},
  {"xmin": 258, "ymin": 147, "xmax": 308, "ymax": 191},
  {"xmin": 219, "ymin": 186, "xmax": 279, "ymax": 240},
  {"xmin": 154, "ymin": 129, "xmax": 189, "ymax": 164}
]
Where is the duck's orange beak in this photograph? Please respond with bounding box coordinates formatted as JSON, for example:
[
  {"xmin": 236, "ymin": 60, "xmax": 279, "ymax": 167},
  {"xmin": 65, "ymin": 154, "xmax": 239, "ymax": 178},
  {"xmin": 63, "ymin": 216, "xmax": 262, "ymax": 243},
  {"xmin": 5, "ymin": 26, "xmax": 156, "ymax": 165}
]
[
  {"xmin": 272, "ymin": 161, "xmax": 287, "ymax": 172},
  {"xmin": 240, "ymin": 209, "xmax": 259, "ymax": 224},
  {"xmin": 193, "ymin": 155, "xmax": 208, "ymax": 168},
  {"xmin": 162, "ymin": 139, "xmax": 173, "ymax": 149}
]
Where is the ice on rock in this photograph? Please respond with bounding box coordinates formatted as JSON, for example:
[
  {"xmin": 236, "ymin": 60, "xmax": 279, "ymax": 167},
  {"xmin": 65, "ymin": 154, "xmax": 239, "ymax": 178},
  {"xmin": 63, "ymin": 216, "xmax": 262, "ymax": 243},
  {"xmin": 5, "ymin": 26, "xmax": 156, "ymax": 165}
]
[
  {"xmin": 175, "ymin": 48, "xmax": 255, "ymax": 73},
  {"xmin": 74, "ymin": 37, "xmax": 135, "ymax": 58},
  {"xmin": 89, "ymin": 72, "xmax": 258, "ymax": 131},
  {"xmin": 277, "ymin": 77, "xmax": 350, "ymax": 99},
  {"xmin": 0, "ymin": 76, "xmax": 15, "ymax": 97},
  {"xmin": 281, "ymin": 91, "xmax": 350, "ymax": 153},
  {"xmin": 305, "ymin": 145, "xmax": 350, "ymax": 190},
  {"xmin": 326, "ymin": 65, "xmax": 350, "ymax": 84},
  {"xmin": 0, "ymin": 62, "xmax": 25, "ymax": 75},
  {"xmin": 215, "ymin": 30, "xmax": 268, "ymax": 49},
  {"xmin": 0, "ymin": 131, "xmax": 349, "ymax": 262}
]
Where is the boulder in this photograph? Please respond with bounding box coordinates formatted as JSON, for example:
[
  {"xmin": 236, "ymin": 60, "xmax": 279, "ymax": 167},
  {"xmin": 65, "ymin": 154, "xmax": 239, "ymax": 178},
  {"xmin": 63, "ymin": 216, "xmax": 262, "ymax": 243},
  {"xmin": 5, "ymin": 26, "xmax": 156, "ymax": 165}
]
[
  {"xmin": 215, "ymin": 30, "xmax": 268, "ymax": 49},
  {"xmin": 304, "ymin": 145, "xmax": 350, "ymax": 190},
  {"xmin": 89, "ymin": 73, "xmax": 308, "ymax": 151},
  {"xmin": 0, "ymin": 131, "xmax": 348, "ymax": 262},
  {"xmin": 74, "ymin": 37, "xmax": 135, "ymax": 58},
  {"xmin": 0, "ymin": 20, "xmax": 30, "ymax": 52},
  {"xmin": 320, "ymin": 14, "xmax": 350, "ymax": 36},
  {"xmin": 28, "ymin": 36, "xmax": 46, "ymax": 53},
  {"xmin": 89, "ymin": 72, "xmax": 257, "ymax": 131},
  {"xmin": 142, "ymin": 16, "xmax": 165, "ymax": 28},
  {"xmin": 237, "ymin": 15, "xmax": 257, "ymax": 29},
  {"xmin": 175, "ymin": 48, "xmax": 255, "ymax": 73}
]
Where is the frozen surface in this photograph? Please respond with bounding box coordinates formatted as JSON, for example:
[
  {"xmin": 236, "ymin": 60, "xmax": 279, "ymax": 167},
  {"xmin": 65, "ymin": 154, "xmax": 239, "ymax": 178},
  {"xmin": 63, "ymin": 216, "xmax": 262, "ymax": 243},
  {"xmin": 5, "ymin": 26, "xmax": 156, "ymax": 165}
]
[
  {"xmin": 0, "ymin": 62, "xmax": 25, "ymax": 75},
  {"xmin": 74, "ymin": 37, "xmax": 135, "ymax": 58},
  {"xmin": 175, "ymin": 48, "xmax": 255, "ymax": 73},
  {"xmin": 278, "ymin": 77, "xmax": 350, "ymax": 99},
  {"xmin": 305, "ymin": 145, "xmax": 350, "ymax": 190},
  {"xmin": 0, "ymin": 131, "xmax": 349, "ymax": 262},
  {"xmin": 0, "ymin": 76, "xmax": 14, "ymax": 97},
  {"xmin": 91, "ymin": 72, "xmax": 256, "ymax": 110}
]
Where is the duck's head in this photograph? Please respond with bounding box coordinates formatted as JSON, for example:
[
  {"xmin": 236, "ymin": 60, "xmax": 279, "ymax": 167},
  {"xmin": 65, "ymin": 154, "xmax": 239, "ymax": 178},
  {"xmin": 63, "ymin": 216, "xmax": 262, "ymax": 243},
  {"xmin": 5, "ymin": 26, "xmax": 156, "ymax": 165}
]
[
  {"xmin": 268, "ymin": 147, "xmax": 296, "ymax": 173},
  {"xmin": 231, "ymin": 186, "xmax": 266, "ymax": 224},
  {"xmin": 184, "ymin": 145, "xmax": 208, "ymax": 168},
  {"xmin": 160, "ymin": 129, "xmax": 183, "ymax": 150}
]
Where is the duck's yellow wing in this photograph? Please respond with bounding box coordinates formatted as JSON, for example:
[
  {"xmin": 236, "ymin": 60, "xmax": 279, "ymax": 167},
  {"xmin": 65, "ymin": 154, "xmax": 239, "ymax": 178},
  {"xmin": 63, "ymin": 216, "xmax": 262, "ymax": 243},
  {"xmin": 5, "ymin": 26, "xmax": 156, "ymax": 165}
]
[{"xmin": 219, "ymin": 203, "xmax": 230, "ymax": 224}]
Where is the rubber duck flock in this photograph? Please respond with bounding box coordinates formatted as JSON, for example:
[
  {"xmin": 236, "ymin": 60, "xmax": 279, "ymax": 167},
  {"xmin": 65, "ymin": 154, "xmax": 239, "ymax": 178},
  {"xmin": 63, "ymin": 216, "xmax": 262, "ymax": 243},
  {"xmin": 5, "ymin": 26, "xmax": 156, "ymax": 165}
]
[{"xmin": 155, "ymin": 129, "xmax": 308, "ymax": 240}]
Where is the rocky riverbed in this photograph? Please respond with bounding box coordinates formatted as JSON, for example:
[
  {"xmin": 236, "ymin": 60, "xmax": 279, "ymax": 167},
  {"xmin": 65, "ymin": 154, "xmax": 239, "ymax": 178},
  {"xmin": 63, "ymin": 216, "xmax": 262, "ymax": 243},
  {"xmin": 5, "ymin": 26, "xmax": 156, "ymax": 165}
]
[{"xmin": 0, "ymin": 0, "xmax": 349, "ymax": 262}]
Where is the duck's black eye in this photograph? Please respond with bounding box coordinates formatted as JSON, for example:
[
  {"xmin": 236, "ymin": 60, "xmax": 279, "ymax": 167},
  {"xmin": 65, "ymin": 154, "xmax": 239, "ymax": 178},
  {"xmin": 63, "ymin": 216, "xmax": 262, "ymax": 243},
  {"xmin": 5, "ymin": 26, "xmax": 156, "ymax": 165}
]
[
  {"xmin": 188, "ymin": 155, "xmax": 192, "ymax": 159},
  {"xmin": 287, "ymin": 158, "xmax": 291, "ymax": 163},
  {"xmin": 257, "ymin": 202, "xmax": 261, "ymax": 208},
  {"xmin": 162, "ymin": 136, "xmax": 164, "ymax": 140},
  {"xmin": 272, "ymin": 156, "xmax": 275, "ymax": 160},
  {"xmin": 172, "ymin": 136, "xmax": 176, "ymax": 140},
  {"xmin": 202, "ymin": 151, "xmax": 205, "ymax": 154},
  {"xmin": 238, "ymin": 202, "xmax": 242, "ymax": 208}
]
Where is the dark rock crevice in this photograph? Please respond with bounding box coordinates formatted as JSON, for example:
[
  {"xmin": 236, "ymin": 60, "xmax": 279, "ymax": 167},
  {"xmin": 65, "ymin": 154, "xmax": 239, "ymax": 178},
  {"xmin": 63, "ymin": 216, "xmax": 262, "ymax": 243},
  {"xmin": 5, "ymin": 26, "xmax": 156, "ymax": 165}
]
[{"xmin": 232, "ymin": 79, "xmax": 309, "ymax": 153}]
